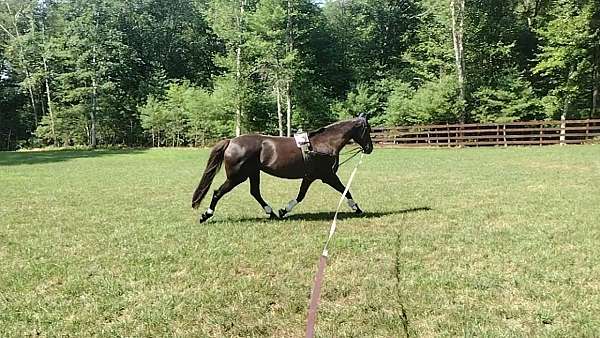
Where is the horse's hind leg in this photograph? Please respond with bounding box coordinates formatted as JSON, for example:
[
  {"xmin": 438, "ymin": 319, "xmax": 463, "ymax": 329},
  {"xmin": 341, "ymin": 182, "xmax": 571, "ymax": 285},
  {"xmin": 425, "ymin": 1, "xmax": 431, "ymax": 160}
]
[
  {"xmin": 322, "ymin": 174, "xmax": 363, "ymax": 214},
  {"xmin": 279, "ymin": 178, "xmax": 315, "ymax": 218},
  {"xmin": 199, "ymin": 177, "xmax": 246, "ymax": 223},
  {"xmin": 249, "ymin": 172, "xmax": 277, "ymax": 219}
]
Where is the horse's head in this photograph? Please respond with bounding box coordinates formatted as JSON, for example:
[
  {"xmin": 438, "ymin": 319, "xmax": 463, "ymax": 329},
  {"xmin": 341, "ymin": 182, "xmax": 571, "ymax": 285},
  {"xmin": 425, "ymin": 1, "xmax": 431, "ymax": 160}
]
[{"xmin": 352, "ymin": 113, "xmax": 373, "ymax": 154}]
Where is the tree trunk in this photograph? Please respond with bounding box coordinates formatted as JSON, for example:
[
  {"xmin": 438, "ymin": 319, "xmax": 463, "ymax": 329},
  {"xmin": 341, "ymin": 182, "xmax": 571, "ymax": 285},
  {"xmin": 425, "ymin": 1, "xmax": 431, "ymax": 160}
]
[
  {"xmin": 91, "ymin": 49, "xmax": 98, "ymax": 149},
  {"xmin": 90, "ymin": 98, "xmax": 97, "ymax": 148},
  {"xmin": 286, "ymin": 81, "xmax": 292, "ymax": 137},
  {"xmin": 286, "ymin": 0, "xmax": 294, "ymax": 137},
  {"xmin": 39, "ymin": 89, "xmax": 46, "ymax": 117},
  {"xmin": 593, "ymin": 86, "xmax": 598, "ymax": 119},
  {"xmin": 235, "ymin": 0, "xmax": 245, "ymax": 137},
  {"xmin": 235, "ymin": 42, "xmax": 242, "ymax": 137},
  {"xmin": 593, "ymin": 50, "xmax": 599, "ymax": 118},
  {"xmin": 450, "ymin": 0, "xmax": 466, "ymax": 123},
  {"xmin": 2, "ymin": 4, "xmax": 38, "ymax": 126},
  {"xmin": 43, "ymin": 61, "xmax": 57, "ymax": 144},
  {"xmin": 25, "ymin": 72, "xmax": 38, "ymax": 125},
  {"xmin": 521, "ymin": 0, "xmax": 544, "ymax": 28},
  {"xmin": 16, "ymin": 36, "xmax": 38, "ymax": 126},
  {"xmin": 90, "ymin": 7, "xmax": 99, "ymax": 149},
  {"xmin": 561, "ymin": 64, "xmax": 576, "ymax": 123},
  {"xmin": 41, "ymin": 24, "xmax": 57, "ymax": 144},
  {"xmin": 275, "ymin": 77, "xmax": 283, "ymax": 136},
  {"xmin": 522, "ymin": 0, "xmax": 533, "ymax": 28},
  {"xmin": 129, "ymin": 119, "xmax": 134, "ymax": 146}
]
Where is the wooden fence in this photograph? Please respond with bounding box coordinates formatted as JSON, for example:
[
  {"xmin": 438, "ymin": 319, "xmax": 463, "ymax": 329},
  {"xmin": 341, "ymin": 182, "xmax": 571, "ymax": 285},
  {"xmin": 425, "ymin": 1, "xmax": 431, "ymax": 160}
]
[{"xmin": 371, "ymin": 119, "xmax": 600, "ymax": 147}]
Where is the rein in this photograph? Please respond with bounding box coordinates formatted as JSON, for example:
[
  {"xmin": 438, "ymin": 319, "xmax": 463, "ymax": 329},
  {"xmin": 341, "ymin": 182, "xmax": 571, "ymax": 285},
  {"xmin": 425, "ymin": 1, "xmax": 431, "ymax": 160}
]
[
  {"xmin": 338, "ymin": 147, "xmax": 363, "ymax": 167},
  {"xmin": 306, "ymin": 146, "xmax": 362, "ymax": 174}
]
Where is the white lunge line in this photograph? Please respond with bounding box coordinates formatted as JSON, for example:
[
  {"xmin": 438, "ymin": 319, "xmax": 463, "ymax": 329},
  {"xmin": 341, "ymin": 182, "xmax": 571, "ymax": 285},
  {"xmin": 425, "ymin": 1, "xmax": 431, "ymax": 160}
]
[
  {"xmin": 306, "ymin": 153, "xmax": 364, "ymax": 338},
  {"xmin": 322, "ymin": 153, "xmax": 364, "ymax": 257}
]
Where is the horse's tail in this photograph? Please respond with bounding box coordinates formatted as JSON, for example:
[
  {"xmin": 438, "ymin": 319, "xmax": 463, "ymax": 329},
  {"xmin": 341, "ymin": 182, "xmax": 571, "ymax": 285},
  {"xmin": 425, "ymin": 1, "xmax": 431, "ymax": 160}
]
[{"xmin": 192, "ymin": 139, "xmax": 230, "ymax": 209}]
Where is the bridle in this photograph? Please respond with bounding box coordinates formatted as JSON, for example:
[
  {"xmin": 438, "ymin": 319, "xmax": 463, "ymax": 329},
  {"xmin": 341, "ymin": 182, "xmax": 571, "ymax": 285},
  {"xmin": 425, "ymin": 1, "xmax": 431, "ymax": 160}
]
[
  {"xmin": 338, "ymin": 117, "xmax": 370, "ymax": 167},
  {"xmin": 303, "ymin": 117, "xmax": 370, "ymax": 172}
]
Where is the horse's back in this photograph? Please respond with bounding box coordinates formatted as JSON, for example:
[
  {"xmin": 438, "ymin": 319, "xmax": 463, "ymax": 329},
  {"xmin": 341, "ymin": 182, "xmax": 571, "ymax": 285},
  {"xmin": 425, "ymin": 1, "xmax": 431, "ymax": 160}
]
[{"xmin": 226, "ymin": 134, "xmax": 304, "ymax": 179}]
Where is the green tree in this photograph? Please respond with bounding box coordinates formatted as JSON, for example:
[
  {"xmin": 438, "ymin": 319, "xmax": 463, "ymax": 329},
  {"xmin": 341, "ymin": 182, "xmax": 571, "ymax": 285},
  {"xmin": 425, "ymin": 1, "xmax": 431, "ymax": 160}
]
[
  {"xmin": 44, "ymin": 0, "xmax": 133, "ymax": 147},
  {"xmin": 139, "ymin": 96, "xmax": 169, "ymax": 147},
  {"xmin": 324, "ymin": 0, "xmax": 420, "ymax": 83},
  {"xmin": 0, "ymin": 0, "xmax": 41, "ymax": 129},
  {"xmin": 472, "ymin": 71, "xmax": 543, "ymax": 122},
  {"xmin": 332, "ymin": 83, "xmax": 380, "ymax": 120},
  {"xmin": 534, "ymin": 0, "xmax": 597, "ymax": 119},
  {"xmin": 248, "ymin": 0, "xmax": 289, "ymax": 135},
  {"xmin": 186, "ymin": 78, "xmax": 237, "ymax": 144},
  {"xmin": 208, "ymin": 0, "xmax": 255, "ymax": 136},
  {"xmin": 403, "ymin": 0, "xmax": 455, "ymax": 84},
  {"xmin": 386, "ymin": 75, "xmax": 460, "ymax": 125}
]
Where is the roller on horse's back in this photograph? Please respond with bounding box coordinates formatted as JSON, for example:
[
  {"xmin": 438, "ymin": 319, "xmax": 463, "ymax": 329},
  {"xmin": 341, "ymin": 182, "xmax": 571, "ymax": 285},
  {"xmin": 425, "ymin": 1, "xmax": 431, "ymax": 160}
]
[{"xmin": 191, "ymin": 114, "xmax": 373, "ymax": 223}]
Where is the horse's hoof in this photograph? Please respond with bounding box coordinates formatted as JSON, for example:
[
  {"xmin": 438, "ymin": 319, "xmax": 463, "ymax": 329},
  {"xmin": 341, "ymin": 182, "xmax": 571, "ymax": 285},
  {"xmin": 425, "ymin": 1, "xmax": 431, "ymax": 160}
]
[
  {"xmin": 354, "ymin": 207, "xmax": 364, "ymax": 215},
  {"xmin": 278, "ymin": 209, "xmax": 288, "ymax": 218},
  {"xmin": 198, "ymin": 212, "xmax": 213, "ymax": 224},
  {"xmin": 269, "ymin": 211, "xmax": 279, "ymax": 219}
]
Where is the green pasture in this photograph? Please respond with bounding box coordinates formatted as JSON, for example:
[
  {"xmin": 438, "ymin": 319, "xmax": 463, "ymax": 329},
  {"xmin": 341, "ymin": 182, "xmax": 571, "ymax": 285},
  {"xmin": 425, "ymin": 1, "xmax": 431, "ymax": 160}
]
[{"xmin": 1, "ymin": 146, "xmax": 599, "ymax": 337}]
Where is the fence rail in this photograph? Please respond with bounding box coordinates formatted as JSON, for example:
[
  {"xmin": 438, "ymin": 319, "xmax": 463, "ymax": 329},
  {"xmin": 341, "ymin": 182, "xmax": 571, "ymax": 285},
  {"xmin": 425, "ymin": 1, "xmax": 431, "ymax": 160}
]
[{"xmin": 371, "ymin": 119, "xmax": 600, "ymax": 147}]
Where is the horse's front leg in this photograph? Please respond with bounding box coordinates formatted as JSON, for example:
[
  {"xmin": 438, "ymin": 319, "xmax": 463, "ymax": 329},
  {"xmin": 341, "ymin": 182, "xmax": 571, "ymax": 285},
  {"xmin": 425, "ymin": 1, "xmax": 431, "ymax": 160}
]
[
  {"xmin": 322, "ymin": 174, "xmax": 363, "ymax": 214},
  {"xmin": 279, "ymin": 177, "xmax": 315, "ymax": 218}
]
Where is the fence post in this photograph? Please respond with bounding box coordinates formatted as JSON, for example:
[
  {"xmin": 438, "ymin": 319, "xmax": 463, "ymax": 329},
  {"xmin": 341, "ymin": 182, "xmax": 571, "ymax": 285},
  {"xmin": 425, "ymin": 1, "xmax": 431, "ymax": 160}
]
[
  {"xmin": 539, "ymin": 122, "xmax": 543, "ymax": 146},
  {"xmin": 446, "ymin": 123, "xmax": 450, "ymax": 148},
  {"xmin": 503, "ymin": 124, "xmax": 507, "ymax": 147},
  {"xmin": 586, "ymin": 119, "xmax": 590, "ymax": 140},
  {"xmin": 560, "ymin": 114, "xmax": 566, "ymax": 146},
  {"xmin": 496, "ymin": 125, "xmax": 499, "ymax": 145}
]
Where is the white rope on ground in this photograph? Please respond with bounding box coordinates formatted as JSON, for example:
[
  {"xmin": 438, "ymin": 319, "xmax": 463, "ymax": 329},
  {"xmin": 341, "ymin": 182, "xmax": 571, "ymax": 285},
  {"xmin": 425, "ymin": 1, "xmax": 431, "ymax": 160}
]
[{"xmin": 306, "ymin": 153, "xmax": 364, "ymax": 338}]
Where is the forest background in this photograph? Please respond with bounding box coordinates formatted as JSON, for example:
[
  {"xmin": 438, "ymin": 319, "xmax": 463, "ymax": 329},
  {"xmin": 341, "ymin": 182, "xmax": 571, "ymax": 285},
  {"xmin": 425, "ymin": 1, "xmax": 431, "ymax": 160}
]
[{"xmin": 1, "ymin": 0, "xmax": 598, "ymax": 150}]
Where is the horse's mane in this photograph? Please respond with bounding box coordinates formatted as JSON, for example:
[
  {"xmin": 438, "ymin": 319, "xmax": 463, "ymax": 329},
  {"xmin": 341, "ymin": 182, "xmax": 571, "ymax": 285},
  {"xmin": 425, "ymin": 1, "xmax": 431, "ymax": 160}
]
[{"xmin": 308, "ymin": 119, "xmax": 355, "ymax": 137}]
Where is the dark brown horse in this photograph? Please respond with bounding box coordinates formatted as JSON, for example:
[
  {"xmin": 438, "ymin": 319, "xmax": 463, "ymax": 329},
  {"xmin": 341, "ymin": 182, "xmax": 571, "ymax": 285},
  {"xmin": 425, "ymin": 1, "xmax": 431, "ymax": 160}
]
[{"xmin": 191, "ymin": 114, "xmax": 373, "ymax": 223}]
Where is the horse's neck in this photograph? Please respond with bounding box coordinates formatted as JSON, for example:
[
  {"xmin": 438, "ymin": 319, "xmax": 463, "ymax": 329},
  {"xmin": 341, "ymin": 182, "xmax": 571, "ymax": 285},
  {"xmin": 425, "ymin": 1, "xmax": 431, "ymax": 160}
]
[{"xmin": 311, "ymin": 123, "xmax": 353, "ymax": 154}]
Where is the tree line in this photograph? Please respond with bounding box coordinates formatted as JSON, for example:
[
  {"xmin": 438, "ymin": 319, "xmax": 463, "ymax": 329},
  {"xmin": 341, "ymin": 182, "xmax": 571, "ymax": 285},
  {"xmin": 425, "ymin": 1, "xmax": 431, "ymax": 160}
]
[{"xmin": 0, "ymin": 0, "xmax": 598, "ymax": 150}]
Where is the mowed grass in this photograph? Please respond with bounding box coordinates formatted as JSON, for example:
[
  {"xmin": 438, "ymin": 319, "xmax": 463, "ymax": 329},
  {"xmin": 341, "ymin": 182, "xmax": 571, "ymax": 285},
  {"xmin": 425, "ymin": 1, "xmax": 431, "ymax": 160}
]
[{"xmin": 1, "ymin": 146, "xmax": 599, "ymax": 337}]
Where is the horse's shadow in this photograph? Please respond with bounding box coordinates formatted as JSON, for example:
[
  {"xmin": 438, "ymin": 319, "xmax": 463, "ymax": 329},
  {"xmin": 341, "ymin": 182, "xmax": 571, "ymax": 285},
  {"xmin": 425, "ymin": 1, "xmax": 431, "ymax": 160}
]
[{"xmin": 232, "ymin": 207, "xmax": 431, "ymax": 223}]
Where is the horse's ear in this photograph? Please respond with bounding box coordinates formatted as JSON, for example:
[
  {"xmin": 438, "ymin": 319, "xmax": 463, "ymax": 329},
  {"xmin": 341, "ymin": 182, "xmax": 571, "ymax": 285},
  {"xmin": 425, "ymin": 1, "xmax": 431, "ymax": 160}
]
[{"xmin": 358, "ymin": 113, "xmax": 365, "ymax": 119}]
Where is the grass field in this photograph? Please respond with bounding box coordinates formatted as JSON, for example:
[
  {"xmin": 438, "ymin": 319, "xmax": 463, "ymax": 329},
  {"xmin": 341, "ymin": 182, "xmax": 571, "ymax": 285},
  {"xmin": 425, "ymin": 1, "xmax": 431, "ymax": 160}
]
[{"xmin": 1, "ymin": 145, "xmax": 599, "ymax": 337}]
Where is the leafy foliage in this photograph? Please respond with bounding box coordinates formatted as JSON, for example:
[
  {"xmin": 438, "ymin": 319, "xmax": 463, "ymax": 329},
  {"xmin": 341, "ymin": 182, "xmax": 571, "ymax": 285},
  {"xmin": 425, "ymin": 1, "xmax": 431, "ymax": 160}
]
[
  {"xmin": 1, "ymin": 0, "xmax": 600, "ymax": 149},
  {"xmin": 387, "ymin": 76, "xmax": 460, "ymax": 125},
  {"xmin": 138, "ymin": 81, "xmax": 236, "ymax": 147},
  {"xmin": 472, "ymin": 71, "xmax": 544, "ymax": 122}
]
